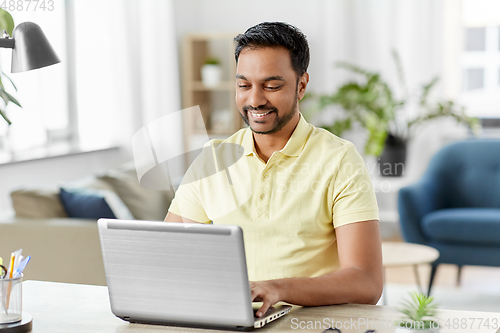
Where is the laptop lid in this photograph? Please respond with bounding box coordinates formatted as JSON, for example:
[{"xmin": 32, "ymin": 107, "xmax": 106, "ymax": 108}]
[{"xmin": 98, "ymin": 219, "xmax": 255, "ymax": 328}]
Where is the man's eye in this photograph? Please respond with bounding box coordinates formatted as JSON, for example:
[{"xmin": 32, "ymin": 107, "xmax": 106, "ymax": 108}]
[
  {"xmin": 265, "ymin": 86, "xmax": 281, "ymax": 90},
  {"xmin": 238, "ymin": 85, "xmax": 250, "ymax": 88}
]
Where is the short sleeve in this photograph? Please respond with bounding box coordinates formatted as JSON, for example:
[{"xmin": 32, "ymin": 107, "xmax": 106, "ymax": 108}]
[
  {"xmin": 167, "ymin": 150, "xmax": 212, "ymax": 223},
  {"xmin": 167, "ymin": 180, "xmax": 210, "ymax": 223},
  {"xmin": 330, "ymin": 145, "xmax": 379, "ymax": 228}
]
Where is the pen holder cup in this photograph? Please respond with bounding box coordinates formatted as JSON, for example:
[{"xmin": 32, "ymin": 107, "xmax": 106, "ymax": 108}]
[{"xmin": 0, "ymin": 274, "xmax": 22, "ymax": 324}]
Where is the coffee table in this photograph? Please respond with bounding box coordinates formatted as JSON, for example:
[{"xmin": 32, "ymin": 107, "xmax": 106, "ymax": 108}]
[{"xmin": 381, "ymin": 241, "xmax": 440, "ymax": 303}]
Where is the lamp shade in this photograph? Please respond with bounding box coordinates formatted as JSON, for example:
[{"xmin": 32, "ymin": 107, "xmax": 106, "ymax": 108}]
[{"xmin": 11, "ymin": 22, "xmax": 61, "ymax": 73}]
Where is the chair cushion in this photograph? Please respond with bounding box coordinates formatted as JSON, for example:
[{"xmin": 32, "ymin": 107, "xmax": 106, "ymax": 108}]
[{"xmin": 422, "ymin": 208, "xmax": 500, "ymax": 246}]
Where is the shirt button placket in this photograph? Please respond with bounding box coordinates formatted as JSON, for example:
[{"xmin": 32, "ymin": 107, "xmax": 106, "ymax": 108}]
[{"xmin": 257, "ymin": 168, "xmax": 270, "ymax": 220}]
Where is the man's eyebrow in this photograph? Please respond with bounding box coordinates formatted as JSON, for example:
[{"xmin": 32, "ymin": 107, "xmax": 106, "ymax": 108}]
[
  {"xmin": 263, "ymin": 76, "xmax": 285, "ymax": 82},
  {"xmin": 235, "ymin": 74, "xmax": 285, "ymax": 82}
]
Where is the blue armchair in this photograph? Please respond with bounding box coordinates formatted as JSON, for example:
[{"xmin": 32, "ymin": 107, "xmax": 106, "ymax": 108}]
[{"xmin": 398, "ymin": 139, "xmax": 500, "ymax": 294}]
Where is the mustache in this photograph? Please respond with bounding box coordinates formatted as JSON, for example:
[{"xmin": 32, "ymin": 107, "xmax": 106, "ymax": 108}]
[{"xmin": 242, "ymin": 105, "xmax": 278, "ymax": 113}]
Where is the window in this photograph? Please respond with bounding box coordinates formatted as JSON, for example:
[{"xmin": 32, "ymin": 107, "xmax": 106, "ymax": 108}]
[
  {"xmin": 0, "ymin": 0, "xmax": 68, "ymax": 152},
  {"xmin": 0, "ymin": 0, "xmax": 123, "ymax": 159},
  {"xmin": 464, "ymin": 27, "xmax": 485, "ymax": 51},
  {"xmin": 459, "ymin": 0, "xmax": 500, "ymax": 118}
]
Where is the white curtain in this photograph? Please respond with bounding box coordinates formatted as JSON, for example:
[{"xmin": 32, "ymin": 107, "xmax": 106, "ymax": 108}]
[
  {"xmin": 74, "ymin": 0, "xmax": 182, "ymax": 153},
  {"xmin": 320, "ymin": 0, "xmax": 452, "ymax": 107}
]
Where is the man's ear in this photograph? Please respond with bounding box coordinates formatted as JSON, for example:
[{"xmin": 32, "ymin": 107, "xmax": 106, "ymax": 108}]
[{"xmin": 297, "ymin": 72, "xmax": 310, "ymax": 100}]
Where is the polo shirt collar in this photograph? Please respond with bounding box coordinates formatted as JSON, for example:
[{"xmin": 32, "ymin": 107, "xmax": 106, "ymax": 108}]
[{"xmin": 242, "ymin": 112, "xmax": 310, "ymax": 157}]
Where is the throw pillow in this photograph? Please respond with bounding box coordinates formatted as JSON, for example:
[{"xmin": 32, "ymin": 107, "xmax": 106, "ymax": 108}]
[
  {"xmin": 98, "ymin": 161, "xmax": 174, "ymax": 221},
  {"xmin": 59, "ymin": 187, "xmax": 134, "ymax": 220},
  {"xmin": 11, "ymin": 187, "xmax": 68, "ymax": 218}
]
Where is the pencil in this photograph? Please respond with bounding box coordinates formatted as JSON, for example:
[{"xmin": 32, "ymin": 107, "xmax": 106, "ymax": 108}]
[{"xmin": 5, "ymin": 253, "xmax": 15, "ymax": 310}]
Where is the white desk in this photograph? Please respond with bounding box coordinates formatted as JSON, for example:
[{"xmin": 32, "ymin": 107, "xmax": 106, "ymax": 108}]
[{"xmin": 19, "ymin": 280, "xmax": 500, "ymax": 333}]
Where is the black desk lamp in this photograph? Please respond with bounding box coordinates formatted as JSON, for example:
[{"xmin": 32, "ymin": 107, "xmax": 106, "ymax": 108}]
[{"xmin": 0, "ymin": 21, "xmax": 60, "ymax": 73}]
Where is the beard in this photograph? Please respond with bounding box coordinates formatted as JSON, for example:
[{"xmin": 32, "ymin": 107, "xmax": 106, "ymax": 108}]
[{"xmin": 240, "ymin": 89, "xmax": 298, "ymax": 135}]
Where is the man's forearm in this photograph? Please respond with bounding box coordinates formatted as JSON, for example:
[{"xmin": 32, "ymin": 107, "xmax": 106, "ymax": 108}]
[{"xmin": 271, "ymin": 267, "xmax": 382, "ymax": 306}]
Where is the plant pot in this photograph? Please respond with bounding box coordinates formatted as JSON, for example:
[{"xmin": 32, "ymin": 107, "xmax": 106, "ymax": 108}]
[
  {"xmin": 378, "ymin": 134, "xmax": 407, "ymax": 177},
  {"xmin": 201, "ymin": 64, "xmax": 221, "ymax": 87}
]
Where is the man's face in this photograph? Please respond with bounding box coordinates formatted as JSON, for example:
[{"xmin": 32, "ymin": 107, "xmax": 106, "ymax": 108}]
[{"xmin": 235, "ymin": 47, "xmax": 307, "ymax": 135}]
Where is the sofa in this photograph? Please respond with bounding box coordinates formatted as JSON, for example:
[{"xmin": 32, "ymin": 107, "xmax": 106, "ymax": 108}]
[
  {"xmin": 398, "ymin": 139, "xmax": 500, "ymax": 294},
  {"xmin": 0, "ymin": 162, "xmax": 174, "ymax": 285}
]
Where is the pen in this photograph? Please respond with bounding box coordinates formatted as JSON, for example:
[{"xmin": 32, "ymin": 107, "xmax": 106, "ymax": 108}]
[
  {"xmin": 13, "ymin": 256, "xmax": 31, "ymax": 278},
  {"xmin": 5, "ymin": 253, "xmax": 16, "ymax": 310},
  {"xmin": 8, "ymin": 253, "xmax": 14, "ymax": 279},
  {"xmin": 11, "ymin": 249, "xmax": 22, "ymax": 274}
]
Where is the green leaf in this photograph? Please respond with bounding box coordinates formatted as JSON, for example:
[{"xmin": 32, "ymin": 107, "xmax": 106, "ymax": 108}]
[
  {"xmin": 0, "ymin": 69, "xmax": 18, "ymax": 91},
  {"xmin": 398, "ymin": 291, "xmax": 439, "ymax": 323},
  {"xmin": 0, "ymin": 108, "xmax": 11, "ymax": 125},
  {"xmin": 0, "ymin": 89, "xmax": 9, "ymax": 105},
  {"xmin": 0, "ymin": 8, "xmax": 14, "ymax": 36},
  {"xmin": 3, "ymin": 90, "xmax": 21, "ymax": 107},
  {"xmin": 420, "ymin": 77, "xmax": 439, "ymax": 106},
  {"xmin": 0, "ymin": 88, "xmax": 21, "ymax": 108},
  {"xmin": 322, "ymin": 118, "xmax": 353, "ymax": 137},
  {"xmin": 391, "ymin": 49, "xmax": 408, "ymax": 99}
]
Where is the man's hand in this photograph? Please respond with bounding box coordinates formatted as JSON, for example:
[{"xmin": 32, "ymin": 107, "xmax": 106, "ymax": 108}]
[{"xmin": 250, "ymin": 280, "xmax": 281, "ymax": 317}]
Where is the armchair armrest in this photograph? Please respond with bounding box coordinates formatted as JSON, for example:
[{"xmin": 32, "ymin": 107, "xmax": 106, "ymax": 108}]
[{"xmin": 398, "ymin": 177, "xmax": 444, "ymax": 244}]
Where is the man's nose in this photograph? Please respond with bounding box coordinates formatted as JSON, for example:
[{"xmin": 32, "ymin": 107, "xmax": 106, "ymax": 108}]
[{"xmin": 248, "ymin": 87, "xmax": 267, "ymax": 109}]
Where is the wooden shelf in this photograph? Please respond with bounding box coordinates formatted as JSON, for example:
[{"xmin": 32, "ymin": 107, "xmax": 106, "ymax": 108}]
[
  {"xmin": 190, "ymin": 81, "xmax": 235, "ymax": 91},
  {"xmin": 182, "ymin": 33, "xmax": 244, "ymax": 155}
]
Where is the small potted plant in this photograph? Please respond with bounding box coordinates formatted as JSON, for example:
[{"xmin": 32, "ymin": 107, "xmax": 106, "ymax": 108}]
[
  {"xmin": 395, "ymin": 292, "xmax": 440, "ymax": 333},
  {"xmin": 201, "ymin": 56, "xmax": 221, "ymax": 88}
]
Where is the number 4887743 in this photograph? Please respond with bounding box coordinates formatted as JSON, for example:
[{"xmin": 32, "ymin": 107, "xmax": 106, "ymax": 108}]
[{"xmin": 0, "ymin": 0, "xmax": 55, "ymax": 12}]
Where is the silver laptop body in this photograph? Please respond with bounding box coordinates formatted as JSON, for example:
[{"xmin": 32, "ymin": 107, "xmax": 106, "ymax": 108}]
[{"xmin": 98, "ymin": 219, "xmax": 291, "ymax": 329}]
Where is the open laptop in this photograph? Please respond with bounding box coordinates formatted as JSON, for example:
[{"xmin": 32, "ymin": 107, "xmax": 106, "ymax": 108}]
[{"xmin": 97, "ymin": 219, "xmax": 292, "ymax": 329}]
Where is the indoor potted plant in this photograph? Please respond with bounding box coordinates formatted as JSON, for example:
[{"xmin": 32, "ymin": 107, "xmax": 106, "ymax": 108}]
[
  {"xmin": 0, "ymin": 8, "xmax": 22, "ymax": 126},
  {"xmin": 395, "ymin": 292, "xmax": 440, "ymax": 333},
  {"xmin": 305, "ymin": 51, "xmax": 479, "ymax": 177},
  {"xmin": 201, "ymin": 56, "xmax": 222, "ymax": 88}
]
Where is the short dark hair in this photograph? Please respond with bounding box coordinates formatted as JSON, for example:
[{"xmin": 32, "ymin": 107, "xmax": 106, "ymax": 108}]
[{"xmin": 234, "ymin": 22, "xmax": 310, "ymax": 77}]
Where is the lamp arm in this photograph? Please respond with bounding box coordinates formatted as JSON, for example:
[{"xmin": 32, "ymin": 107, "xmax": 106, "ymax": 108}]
[{"xmin": 0, "ymin": 37, "xmax": 14, "ymax": 49}]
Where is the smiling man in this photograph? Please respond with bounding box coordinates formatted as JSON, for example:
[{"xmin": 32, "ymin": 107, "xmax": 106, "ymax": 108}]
[{"xmin": 166, "ymin": 22, "xmax": 383, "ymax": 316}]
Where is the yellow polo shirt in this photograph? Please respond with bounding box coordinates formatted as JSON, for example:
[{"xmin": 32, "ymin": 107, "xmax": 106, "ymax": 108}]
[{"xmin": 168, "ymin": 114, "xmax": 379, "ymax": 281}]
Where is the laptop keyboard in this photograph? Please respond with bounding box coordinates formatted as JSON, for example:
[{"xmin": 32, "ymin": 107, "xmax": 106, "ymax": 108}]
[{"xmin": 253, "ymin": 307, "xmax": 273, "ymax": 318}]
